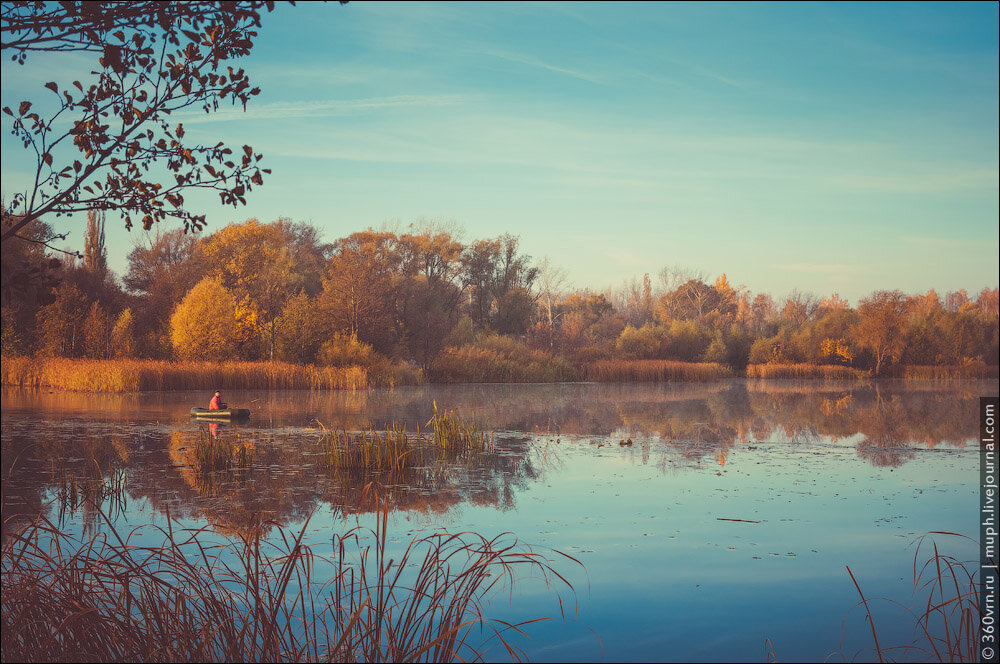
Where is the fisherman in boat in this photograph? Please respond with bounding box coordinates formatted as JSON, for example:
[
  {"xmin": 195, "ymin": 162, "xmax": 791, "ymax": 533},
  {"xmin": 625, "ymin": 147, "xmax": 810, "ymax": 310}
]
[{"xmin": 209, "ymin": 390, "xmax": 226, "ymax": 410}]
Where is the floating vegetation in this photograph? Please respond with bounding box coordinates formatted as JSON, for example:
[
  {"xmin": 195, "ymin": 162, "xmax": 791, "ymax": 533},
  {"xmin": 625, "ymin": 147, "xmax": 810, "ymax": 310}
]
[
  {"xmin": 0, "ymin": 488, "xmax": 579, "ymax": 663},
  {"xmin": 54, "ymin": 458, "xmax": 129, "ymax": 528}
]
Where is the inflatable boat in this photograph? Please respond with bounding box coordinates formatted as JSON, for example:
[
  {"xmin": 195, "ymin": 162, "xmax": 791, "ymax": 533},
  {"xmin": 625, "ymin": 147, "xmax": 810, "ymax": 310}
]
[{"xmin": 190, "ymin": 407, "xmax": 250, "ymax": 420}]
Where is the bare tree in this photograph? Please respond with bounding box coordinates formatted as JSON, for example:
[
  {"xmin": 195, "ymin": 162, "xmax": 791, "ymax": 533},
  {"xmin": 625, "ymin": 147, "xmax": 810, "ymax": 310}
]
[
  {"xmin": 537, "ymin": 255, "xmax": 570, "ymax": 336},
  {"xmin": 656, "ymin": 265, "xmax": 706, "ymax": 320},
  {"xmin": 780, "ymin": 289, "xmax": 819, "ymax": 326}
]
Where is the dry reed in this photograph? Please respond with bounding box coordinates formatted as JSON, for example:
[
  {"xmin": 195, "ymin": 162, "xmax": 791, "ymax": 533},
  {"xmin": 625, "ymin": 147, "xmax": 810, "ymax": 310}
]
[
  {"xmin": 317, "ymin": 408, "xmax": 495, "ymax": 482},
  {"xmin": 843, "ymin": 531, "xmax": 980, "ymax": 662},
  {"xmin": 318, "ymin": 423, "xmax": 412, "ymax": 479},
  {"xmin": 0, "ymin": 357, "xmax": 402, "ymax": 392},
  {"xmin": 584, "ymin": 359, "xmax": 732, "ymax": 382},
  {"xmin": 1, "ymin": 486, "xmax": 579, "ymax": 663},
  {"xmin": 429, "ymin": 401, "xmax": 493, "ymax": 454},
  {"xmin": 430, "ymin": 341, "xmax": 578, "ymax": 383},
  {"xmin": 746, "ymin": 363, "xmax": 869, "ymax": 380},
  {"xmin": 897, "ymin": 364, "xmax": 999, "ymax": 380}
]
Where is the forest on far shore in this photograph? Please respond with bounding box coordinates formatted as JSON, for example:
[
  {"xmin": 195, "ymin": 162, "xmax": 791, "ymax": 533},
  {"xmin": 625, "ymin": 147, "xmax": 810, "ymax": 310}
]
[{"xmin": 2, "ymin": 213, "xmax": 997, "ymax": 382}]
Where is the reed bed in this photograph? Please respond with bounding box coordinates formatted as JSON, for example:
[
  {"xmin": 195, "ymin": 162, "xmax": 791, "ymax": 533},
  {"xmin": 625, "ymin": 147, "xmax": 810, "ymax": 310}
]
[
  {"xmin": 318, "ymin": 408, "xmax": 494, "ymax": 480},
  {"xmin": 844, "ymin": 532, "xmax": 980, "ymax": 662},
  {"xmin": 0, "ymin": 357, "xmax": 390, "ymax": 392},
  {"xmin": 429, "ymin": 401, "xmax": 493, "ymax": 455},
  {"xmin": 584, "ymin": 359, "xmax": 732, "ymax": 382},
  {"xmin": 430, "ymin": 341, "xmax": 578, "ymax": 383},
  {"xmin": 745, "ymin": 363, "xmax": 869, "ymax": 380},
  {"xmin": 319, "ymin": 423, "xmax": 412, "ymax": 479},
  {"xmin": 1, "ymin": 488, "xmax": 577, "ymax": 663},
  {"xmin": 895, "ymin": 364, "xmax": 999, "ymax": 380}
]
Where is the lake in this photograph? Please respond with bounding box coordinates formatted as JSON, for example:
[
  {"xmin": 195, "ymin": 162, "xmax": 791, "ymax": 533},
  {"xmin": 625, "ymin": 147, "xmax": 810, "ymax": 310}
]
[{"xmin": 1, "ymin": 379, "xmax": 991, "ymax": 662}]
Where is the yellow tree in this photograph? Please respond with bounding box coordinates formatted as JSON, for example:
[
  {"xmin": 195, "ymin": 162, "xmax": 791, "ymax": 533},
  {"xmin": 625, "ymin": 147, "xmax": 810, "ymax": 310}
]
[
  {"xmin": 748, "ymin": 292, "xmax": 777, "ymax": 335},
  {"xmin": 111, "ymin": 308, "xmax": 136, "ymax": 359},
  {"xmin": 198, "ymin": 219, "xmax": 299, "ymax": 360},
  {"xmin": 780, "ymin": 291, "xmax": 816, "ymax": 327},
  {"xmin": 275, "ymin": 290, "xmax": 325, "ymax": 364},
  {"xmin": 170, "ymin": 277, "xmax": 238, "ymax": 361},
  {"xmin": 83, "ymin": 301, "xmax": 110, "ymax": 359}
]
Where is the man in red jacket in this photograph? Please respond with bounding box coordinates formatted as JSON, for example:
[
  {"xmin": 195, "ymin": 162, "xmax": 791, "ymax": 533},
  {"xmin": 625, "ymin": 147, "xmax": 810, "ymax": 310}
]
[{"xmin": 209, "ymin": 390, "xmax": 226, "ymax": 410}]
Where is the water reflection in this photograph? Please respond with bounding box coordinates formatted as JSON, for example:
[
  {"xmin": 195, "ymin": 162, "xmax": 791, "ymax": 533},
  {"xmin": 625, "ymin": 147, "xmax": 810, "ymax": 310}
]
[
  {"xmin": 3, "ymin": 420, "xmax": 541, "ymax": 541},
  {"xmin": 2, "ymin": 380, "xmax": 991, "ymax": 663},
  {"xmin": 1, "ymin": 380, "xmax": 988, "ymax": 537}
]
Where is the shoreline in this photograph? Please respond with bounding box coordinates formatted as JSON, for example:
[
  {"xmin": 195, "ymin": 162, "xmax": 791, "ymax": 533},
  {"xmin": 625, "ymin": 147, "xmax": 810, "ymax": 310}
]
[{"xmin": 2, "ymin": 356, "xmax": 996, "ymax": 393}]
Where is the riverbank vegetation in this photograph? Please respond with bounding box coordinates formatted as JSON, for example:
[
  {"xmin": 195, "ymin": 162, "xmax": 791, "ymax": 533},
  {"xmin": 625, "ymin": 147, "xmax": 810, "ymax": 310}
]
[
  {"xmin": 0, "ymin": 356, "xmax": 417, "ymax": 392},
  {"xmin": 3, "ymin": 217, "xmax": 996, "ymax": 386},
  {"xmin": 745, "ymin": 363, "xmax": 869, "ymax": 380}
]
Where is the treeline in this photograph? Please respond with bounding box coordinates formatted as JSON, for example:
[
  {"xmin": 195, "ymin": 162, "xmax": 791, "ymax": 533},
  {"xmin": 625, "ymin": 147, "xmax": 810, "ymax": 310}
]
[{"xmin": 2, "ymin": 215, "xmax": 997, "ymax": 381}]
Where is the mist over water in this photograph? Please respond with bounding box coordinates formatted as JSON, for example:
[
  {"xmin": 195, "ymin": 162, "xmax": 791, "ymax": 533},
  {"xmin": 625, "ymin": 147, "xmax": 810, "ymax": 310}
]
[{"xmin": 1, "ymin": 379, "xmax": 989, "ymax": 661}]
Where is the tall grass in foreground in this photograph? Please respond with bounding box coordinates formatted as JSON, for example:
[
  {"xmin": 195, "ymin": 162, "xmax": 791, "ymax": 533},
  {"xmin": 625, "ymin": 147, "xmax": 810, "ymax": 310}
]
[
  {"xmin": 746, "ymin": 363, "xmax": 869, "ymax": 380},
  {"xmin": 0, "ymin": 357, "xmax": 427, "ymax": 392},
  {"xmin": 1, "ymin": 487, "xmax": 579, "ymax": 663},
  {"xmin": 843, "ymin": 532, "xmax": 980, "ymax": 662},
  {"xmin": 584, "ymin": 359, "xmax": 732, "ymax": 382}
]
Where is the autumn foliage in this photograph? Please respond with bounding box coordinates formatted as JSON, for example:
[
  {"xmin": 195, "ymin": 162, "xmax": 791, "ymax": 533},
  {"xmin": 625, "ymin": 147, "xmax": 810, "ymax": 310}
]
[
  {"xmin": 1, "ymin": 217, "xmax": 997, "ymax": 386},
  {"xmin": 170, "ymin": 278, "xmax": 239, "ymax": 361}
]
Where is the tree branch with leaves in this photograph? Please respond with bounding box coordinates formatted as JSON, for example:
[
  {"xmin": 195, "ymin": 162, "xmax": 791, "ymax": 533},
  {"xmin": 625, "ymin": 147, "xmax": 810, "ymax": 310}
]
[{"xmin": 1, "ymin": 1, "xmax": 295, "ymax": 244}]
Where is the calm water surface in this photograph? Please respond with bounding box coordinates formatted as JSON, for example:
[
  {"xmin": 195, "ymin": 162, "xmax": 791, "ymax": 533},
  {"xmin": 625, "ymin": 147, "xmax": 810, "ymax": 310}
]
[{"xmin": 1, "ymin": 380, "xmax": 992, "ymax": 662}]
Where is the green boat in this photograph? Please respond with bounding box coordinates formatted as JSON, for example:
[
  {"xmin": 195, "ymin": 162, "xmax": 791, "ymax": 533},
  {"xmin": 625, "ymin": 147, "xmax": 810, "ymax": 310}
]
[{"xmin": 190, "ymin": 407, "xmax": 250, "ymax": 420}]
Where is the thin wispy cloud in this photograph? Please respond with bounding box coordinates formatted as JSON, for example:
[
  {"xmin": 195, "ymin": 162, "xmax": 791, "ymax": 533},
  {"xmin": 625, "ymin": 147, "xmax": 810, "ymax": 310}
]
[
  {"xmin": 900, "ymin": 235, "xmax": 984, "ymax": 249},
  {"xmin": 826, "ymin": 168, "xmax": 999, "ymax": 194},
  {"xmin": 479, "ymin": 48, "xmax": 605, "ymax": 84},
  {"xmin": 771, "ymin": 264, "xmax": 860, "ymax": 274},
  {"xmin": 177, "ymin": 94, "xmax": 473, "ymax": 123},
  {"xmin": 2, "ymin": 1, "xmax": 994, "ymax": 300}
]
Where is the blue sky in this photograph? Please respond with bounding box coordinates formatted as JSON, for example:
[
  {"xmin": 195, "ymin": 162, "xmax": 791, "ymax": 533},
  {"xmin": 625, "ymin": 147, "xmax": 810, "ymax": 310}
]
[{"xmin": 2, "ymin": 1, "xmax": 997, "ymax": 303}]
